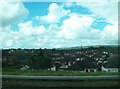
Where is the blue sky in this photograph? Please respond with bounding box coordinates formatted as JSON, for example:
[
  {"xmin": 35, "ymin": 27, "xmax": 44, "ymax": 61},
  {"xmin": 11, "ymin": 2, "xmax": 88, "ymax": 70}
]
[
  {"xmin": 1, "ymin": 0, "xmax": 118, "ymax": 49},
  {"xmin": 12, "ymin": 2, "xmax": 110, "ymax": 31}
]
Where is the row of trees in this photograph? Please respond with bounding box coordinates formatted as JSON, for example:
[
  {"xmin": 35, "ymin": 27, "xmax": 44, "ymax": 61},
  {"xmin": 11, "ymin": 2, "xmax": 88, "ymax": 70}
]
[
  {"xmin": 28, "ymin": 53, "xmax": 52, "ymax": 69},
  {"xmin": 2, "ymin": 49, "xmax": 52, "ymax": 70}
]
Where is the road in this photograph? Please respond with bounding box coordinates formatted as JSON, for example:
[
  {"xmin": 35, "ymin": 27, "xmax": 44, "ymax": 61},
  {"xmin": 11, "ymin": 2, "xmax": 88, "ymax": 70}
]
[{"xmin": 1, "ymin": 75, "xmax": 119, "ymax": 80}]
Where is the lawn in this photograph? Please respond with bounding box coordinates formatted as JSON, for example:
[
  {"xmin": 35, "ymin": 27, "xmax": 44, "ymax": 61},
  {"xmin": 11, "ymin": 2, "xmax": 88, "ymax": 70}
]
[
  {"xmin": 2, "ymin": 79, "xmax": 119, "ymax": 87},
  {"xmin": 2, "ymin": 67, "xmax": 120, "ymax": 76},
  {"xmin": 2, "ymin": 67, "xmax": 120, "ymax": 88}
]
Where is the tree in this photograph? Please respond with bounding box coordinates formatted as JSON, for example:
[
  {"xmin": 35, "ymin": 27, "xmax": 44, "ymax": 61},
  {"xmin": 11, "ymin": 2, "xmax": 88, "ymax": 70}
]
[
  {"xmin": 28, "ymin": 54, "xmax": 52, "ymax": 70},
  {"xmin": 97, "ymin": 62, "xmax": 102, "ymax": 71},
  {"xmin": 52, "ymin": 48, "xmax": 56, "ymax": 52}
]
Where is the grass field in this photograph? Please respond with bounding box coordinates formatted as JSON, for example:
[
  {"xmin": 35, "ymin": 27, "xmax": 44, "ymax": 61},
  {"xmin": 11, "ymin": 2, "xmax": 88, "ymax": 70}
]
[
  {"xmin": 2, "ymin": 68, "xmax": 120, "ymax": 76},
  {"xmin": 2, "ymin": 67, "xmax": 120, "ymax": 87},
  {"xmin": 2, "ymin": 79, "xmax": 119, "ymax": 87}
]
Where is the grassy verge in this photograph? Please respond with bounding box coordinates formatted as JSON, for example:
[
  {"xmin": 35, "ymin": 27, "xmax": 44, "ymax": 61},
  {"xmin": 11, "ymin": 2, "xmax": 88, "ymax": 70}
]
[
  {"xmin": 2, "ymin": 79, "xmax": 119, "ymax": 87},
  {"xmin": 2, "ymin": 68, "xmax": 120, "ymax": 76}
]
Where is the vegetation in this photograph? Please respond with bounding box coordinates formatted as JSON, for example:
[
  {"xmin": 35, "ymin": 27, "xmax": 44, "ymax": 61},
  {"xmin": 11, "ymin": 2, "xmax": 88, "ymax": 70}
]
[
  {"xmin": 2, "ymin": 68, "xmax": 119, "ymax": 76},
  {"xmin": 2, "ymin": 48, "xmax": 52, "ymax": 70},
  {"xmin": 2, "ymin": 45, "xmax": 119, "ymax": 73},
  {"xmin": 28, "ymin": 54, "xmax": 52, "ymax": 69},
  {"xmin": 2, "ymin": 46, "xmax": 119, "ymax": 87},
  {"xmin": 2, "ymin": 79, "xmax": 119, "ymax": 87}
]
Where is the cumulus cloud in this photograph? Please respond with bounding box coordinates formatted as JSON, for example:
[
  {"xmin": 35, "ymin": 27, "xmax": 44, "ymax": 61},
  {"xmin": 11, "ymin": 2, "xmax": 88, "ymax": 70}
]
[
  {"xmin": 18, "ymin": 21, "xmax": 45, "ymax": 36},
  {"xmin": 100, "ymin": 24, "xmax": 118, "ymax": 40},
  {"xmin": 58, "ymin": 14, "xmax": 95, "ymax": 39},
  {"xmin": 2, "ymin": 14, "xmax": 118, "ymax": 49},
  {"xmin": 1, "ymin": 26, "xmax": 15, "ymax": 48},
  {"xmin": 2, "ymin": 22, "xmax": 47, "ymax": 48},
  {"xmin": 76, "ymin": 0, "xmax": 118, "ymax": 25},
  {"xmin": 37, "ymin": 3, "xmax": 70, "ymax": 24},
  {"xmin": 62, "ymin": 2, "xmax": 75, "ymax": 7},
  {"xmin": 1, "ymin": 1, "xmax": 118, "ymax": 49},
  {"xmin": 0, "ymin": 0, "xmax": 29, "ymax": 27}
]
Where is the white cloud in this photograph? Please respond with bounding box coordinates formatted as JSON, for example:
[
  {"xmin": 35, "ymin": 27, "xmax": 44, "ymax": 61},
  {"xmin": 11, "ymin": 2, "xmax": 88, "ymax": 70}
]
[
  {"xmin": 58, "ymin": 14, "xmax": 94, "ymax": 39},
  {"xmin": 76, "ymin": 0, "xmax": 118, "ymax": 25},
  {"xmin": 2, "ymin": 18, "xmax": 118, "ymax": 49},
  {"xmin": 18, "ymin": 21, "xmax": 45, "ymax": 36},
  {"xmin": 100, "ymin": 24, "xmax": 118, "ymax": 40},
  {"xmin": 38, "ymin": 3, "xmax": 70, "ymax": 24},
  {"xmin": 0, "ymin": 0, "xmax": 29, "ymax": 27},
  {"xmin": 75, "ymin": 0, "xmax": 118, "ymax": 45},
  {"xmin": 2, "ymin": 26, "xmax": 14, "ymax": 48},
  {"xmin": 6, "ymin": 40, "xmax": 13, "ymax": 47},
  {"xmin": 1, "ymin": 1, "xmax": 118, "ymax": 49},
  {"xmin": 62, "ymin": 2, "xmax": 75, "ymax": 7},
  {"xmin": 1, "ymin": 21, "xmax": 47, "ymax": 48},
  {"xmin": 57, "ymin": 13, "xmax": 118, "ymax": 46}
]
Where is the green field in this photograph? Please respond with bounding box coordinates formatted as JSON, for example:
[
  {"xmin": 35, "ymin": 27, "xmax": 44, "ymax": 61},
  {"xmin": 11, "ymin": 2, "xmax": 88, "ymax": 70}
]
[
  {"xmin": 2, "ymin": 67, "xmax": 120, "ymax": 87},
  {"xmin": 2, "ymin": 79, "xmax": 119, "ymax": 87},
  {"xmin": 2, "ymin": 67, "xmax": 120, "ymax": 76}
]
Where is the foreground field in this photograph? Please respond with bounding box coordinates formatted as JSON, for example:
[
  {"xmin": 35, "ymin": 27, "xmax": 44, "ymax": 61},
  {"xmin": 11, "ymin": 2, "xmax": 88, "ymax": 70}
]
[
  {"xmin": 2, "ymin": 68, "xmax": 120, "ymax": 87},
  {"xmin": 2, "ymin": 68, "xmax": 120, "ymax": 76},
  {"xmin": 2, "ymin": 79, "xmax": 119, "ymax": 87}
]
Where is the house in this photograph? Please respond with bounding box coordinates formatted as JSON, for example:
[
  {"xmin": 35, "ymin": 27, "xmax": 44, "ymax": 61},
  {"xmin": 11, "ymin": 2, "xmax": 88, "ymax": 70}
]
[
  {"xmin": 101, "ymin": 66, "xmax": 119, "ymax": 72},
  {"xmin": 67, "ymin": 59, "xmax": 97, "ymax": 72},
  {"xmin": 67, "ymin": 61, "xmax": 84, "ymax": 71},
  {"xmin": 101, "ymin": 66, "xmax": 108, "ymax": 72},
  {"xmin": 102, "ymin": 55, "xmax": 120, "ymax": 72},
  {"xmin": 20, "ymin": 65, "xmax": 29, "ymax": 70},
  {"xmin": 48, "ymin": 66, "xmax": 56, "ymax": 71},
  {"xmin": 107, "ymin": 68, "xmax": 119, "ymax": 72},
  {"xmin": 59, "ymin": 65, "xmax": 69, "ymax": 71}
]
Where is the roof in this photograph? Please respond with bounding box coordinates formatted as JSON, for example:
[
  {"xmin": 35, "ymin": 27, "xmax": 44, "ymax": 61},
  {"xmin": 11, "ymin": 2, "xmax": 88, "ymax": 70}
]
[
  {"xmin": 104, "ymin": 55, "xmax": 120, "ymax": 68},
  {"xmin": 67, "ymin": 62, "xmax": 84, "ymax": 71},
  {"xmin": 68, "ymin": 59, "xmax": 97, "ymax": 71},
  {"xmin": 79, "ymin": 59, "xmax": 97, "ymax": 69}
]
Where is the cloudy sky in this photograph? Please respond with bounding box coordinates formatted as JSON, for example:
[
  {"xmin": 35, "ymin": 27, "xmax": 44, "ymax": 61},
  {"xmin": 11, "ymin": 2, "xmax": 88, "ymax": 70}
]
[{"xmin": 1, "ymin": 0, "xmax": 119, "ymax": 49}]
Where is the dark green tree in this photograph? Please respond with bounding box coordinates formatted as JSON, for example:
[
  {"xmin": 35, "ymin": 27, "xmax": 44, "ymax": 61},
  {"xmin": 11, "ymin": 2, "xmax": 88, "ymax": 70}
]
[
  {"xmin": 28, "ymin": 54, "xmax": 52, "ymax": 70},
  {"xmin": 97, "ymin": 62, "xmax": 102, "ymax": 71}
]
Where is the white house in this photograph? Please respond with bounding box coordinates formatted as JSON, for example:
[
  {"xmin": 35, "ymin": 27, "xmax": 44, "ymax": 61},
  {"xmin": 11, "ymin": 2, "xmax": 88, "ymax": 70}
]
[
  {"xmin": 102, "ymin": 66, "xmax": 119, "ymax": 72},
  {"xmin": 101, "ymin": 66, "xmax": 108, "ymax": 72},
  {"xmin": 107, "ymin": 68, "xmax": 119, "ymax": 72},
  {"xmin": 48, "ymin": 66, "xmax": 56, "ymax": 71},
  {"xmin": 20, "ymin": 65, "xmax": 29, "ymax": 70}
]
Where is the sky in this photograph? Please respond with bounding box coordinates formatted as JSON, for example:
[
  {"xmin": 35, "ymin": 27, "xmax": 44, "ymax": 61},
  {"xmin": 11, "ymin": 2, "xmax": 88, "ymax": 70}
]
[{"xmin": 0, "ymin": 0, "xmax": 119, "ymax": 49}]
